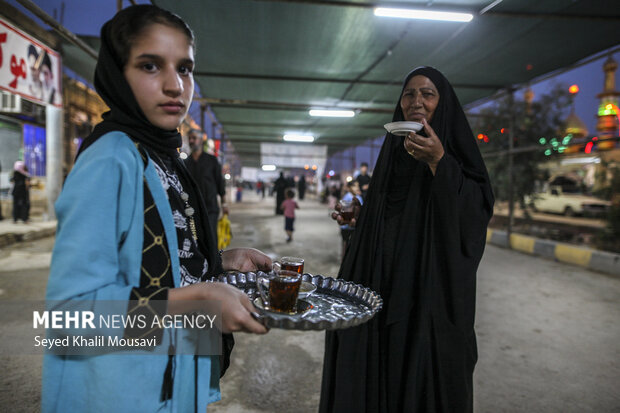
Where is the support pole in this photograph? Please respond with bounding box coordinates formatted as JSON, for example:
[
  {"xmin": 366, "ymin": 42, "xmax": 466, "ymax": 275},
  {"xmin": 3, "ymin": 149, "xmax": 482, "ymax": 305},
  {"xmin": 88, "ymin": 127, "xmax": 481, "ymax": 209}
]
[
  {"xmin": 507, "ymin": 88, "xmax": 516, "ymax": 238},
  {"xmin": 211, "ymin": 122, "xmax": 217, "ymax": 153},
  {"xmin": 200, "ymin": 103, "xmax": 206, "ymax": 134},
  {"xmin": 220, "ymin": 132, "xmax": 226, "ymax": 164},
  {"xmin": 45, "ymin": 105, "xmax": 63, "ymax": 220}
]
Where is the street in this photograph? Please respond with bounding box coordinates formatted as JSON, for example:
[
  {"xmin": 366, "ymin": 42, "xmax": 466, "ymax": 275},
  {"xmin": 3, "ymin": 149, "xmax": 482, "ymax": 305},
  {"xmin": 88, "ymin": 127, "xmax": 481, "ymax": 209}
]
[{"xmin": 0, "ymin": 192, "xmax": 618, "ymax": 412}]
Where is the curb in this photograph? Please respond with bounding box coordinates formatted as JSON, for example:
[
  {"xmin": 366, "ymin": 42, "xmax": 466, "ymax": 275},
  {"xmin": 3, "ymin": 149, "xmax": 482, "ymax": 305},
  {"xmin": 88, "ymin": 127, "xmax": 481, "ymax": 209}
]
[
  {"xmin": 0, "ymin": 226, "xmax": 56, "ymax": 248},
  {"xmin": 486, "ymin": 229, "xmax": 620, "ymax": 277}
]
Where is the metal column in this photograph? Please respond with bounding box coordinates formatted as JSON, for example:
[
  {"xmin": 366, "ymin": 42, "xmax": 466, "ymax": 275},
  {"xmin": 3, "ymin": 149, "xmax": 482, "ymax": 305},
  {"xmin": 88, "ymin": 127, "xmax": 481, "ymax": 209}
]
[{"xmin": 45, "ymin": 104, "xmax": 63, "ymax": 220}]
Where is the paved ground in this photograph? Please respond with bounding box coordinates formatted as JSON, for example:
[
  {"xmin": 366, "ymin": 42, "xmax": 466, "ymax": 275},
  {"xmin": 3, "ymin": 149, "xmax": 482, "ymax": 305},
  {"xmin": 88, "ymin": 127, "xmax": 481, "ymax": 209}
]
[{"xmin": 0, "ymin": 190, "xmax": 619, "ymax": 412}]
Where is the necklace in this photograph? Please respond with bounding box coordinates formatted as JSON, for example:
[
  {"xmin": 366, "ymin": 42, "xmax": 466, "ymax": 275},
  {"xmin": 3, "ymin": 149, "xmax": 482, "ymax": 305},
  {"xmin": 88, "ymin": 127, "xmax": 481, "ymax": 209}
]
[
  {"xmin": 151, "ymin": 151, "xmax": 198, "ymax": 242},
  {"xmin": 180, "ymin": 191, "xmax": 198, "ymax": 241}
]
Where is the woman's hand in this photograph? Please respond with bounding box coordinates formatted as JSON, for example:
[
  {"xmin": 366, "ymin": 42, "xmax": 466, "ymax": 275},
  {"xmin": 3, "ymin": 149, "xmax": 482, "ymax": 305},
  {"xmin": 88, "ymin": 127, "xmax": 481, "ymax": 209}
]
[
  {"xmin": 404, "ymin": 118, "xmax": 445, "ymax": 175},
  {"xmin": 330, "ymin": 197, "xmax": 362, "ymax": 227},
  {"xmin": 221, "ymin": 248, "xmax": 272, "ymax": 272},
  {"xmin": 169, "ymin": 282, "xmax": 268, "ymax": 334}
]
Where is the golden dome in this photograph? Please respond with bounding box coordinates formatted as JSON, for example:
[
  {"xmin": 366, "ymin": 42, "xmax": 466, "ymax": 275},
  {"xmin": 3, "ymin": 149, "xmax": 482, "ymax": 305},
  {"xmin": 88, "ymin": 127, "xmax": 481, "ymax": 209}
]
[{"xmin": 564, "ymin": 111, "xmax": 588, "ymax": 138}]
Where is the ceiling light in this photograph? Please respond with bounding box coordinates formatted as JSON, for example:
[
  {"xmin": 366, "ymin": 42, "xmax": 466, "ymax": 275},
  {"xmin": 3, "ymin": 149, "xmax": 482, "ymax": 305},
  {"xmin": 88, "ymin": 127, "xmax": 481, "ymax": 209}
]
[
  {"xmin": 374, "ymin": 7, "xmax": 473, "ymax": 22},
  {"xmin": 262, "ymin": 164, "xmax": 277, "ymax": 171},
  {"xmin": 309, "ymin": 109, "xmax": 355, "ymax": 118},
  {"xmin": 283, "ymin": 134, "xmax": 315, "ymax": 142}
]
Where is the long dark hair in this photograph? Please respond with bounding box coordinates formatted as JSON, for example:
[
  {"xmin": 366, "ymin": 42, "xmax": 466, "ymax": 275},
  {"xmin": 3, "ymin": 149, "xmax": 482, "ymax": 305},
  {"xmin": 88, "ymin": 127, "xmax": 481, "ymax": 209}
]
[{"xmin": 106, "ymin": 5, "xmax": 195, "ymax": 68}]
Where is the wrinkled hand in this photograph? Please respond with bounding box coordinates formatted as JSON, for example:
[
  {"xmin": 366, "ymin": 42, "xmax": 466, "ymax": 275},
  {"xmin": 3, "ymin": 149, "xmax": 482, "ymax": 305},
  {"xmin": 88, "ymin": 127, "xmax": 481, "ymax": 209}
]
[
  {"xmin": 330, "ymin": 197, "xmax": 362, "ymax": 227},
  {"xmin": 222, "ymin": 248, "xmax": 272, "ymax": 272},
  {"xmin": 404, "ymin": 118, "xmax": 445, "ymax": 175}
]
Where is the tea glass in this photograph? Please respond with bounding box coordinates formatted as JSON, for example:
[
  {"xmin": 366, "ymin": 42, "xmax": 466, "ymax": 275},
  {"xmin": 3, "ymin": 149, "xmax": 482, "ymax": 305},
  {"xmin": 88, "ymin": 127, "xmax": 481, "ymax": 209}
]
[{"xmin": 257, "ymin": 269, "xmax": 302, "ymax": 313}]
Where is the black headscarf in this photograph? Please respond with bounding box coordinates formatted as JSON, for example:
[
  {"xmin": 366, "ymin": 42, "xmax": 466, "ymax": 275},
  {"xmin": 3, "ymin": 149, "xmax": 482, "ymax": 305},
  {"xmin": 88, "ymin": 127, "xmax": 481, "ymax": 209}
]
[
  {"xmin": 77, "ymin": 16, "xmax": 182, "ymax": 157},
  {"xmin": 320, "ymin": 67, "xmax": 494, "ymax": 413},
  {"xmin": 340, "ymin": 66, "xmax": 493, "ymax": 320},
  {"xmin": 74, "ymin": 8, "xmax": 221, "ymax": 278}
]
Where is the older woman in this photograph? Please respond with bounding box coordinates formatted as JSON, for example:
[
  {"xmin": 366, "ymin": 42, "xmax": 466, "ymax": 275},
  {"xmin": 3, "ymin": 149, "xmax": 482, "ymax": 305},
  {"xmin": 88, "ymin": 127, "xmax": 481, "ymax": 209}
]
[{"xmin": 320, "ymin": 66, "xmax": 494, "ymax": 413}]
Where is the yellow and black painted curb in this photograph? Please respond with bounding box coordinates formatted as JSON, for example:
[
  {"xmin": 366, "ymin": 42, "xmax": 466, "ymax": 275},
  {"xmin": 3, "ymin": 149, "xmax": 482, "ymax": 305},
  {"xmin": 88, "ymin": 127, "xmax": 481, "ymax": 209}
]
[{"xmin": 486, "ymin": 229, "xmax": 620, "ymax": 277}]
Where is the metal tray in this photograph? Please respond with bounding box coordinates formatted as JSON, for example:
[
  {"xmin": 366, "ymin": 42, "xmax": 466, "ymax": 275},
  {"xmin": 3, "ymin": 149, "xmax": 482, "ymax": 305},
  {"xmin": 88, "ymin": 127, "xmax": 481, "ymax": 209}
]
[{"xmin": 209, "ymin": 272, "xmax": 383, "ymax": 330}]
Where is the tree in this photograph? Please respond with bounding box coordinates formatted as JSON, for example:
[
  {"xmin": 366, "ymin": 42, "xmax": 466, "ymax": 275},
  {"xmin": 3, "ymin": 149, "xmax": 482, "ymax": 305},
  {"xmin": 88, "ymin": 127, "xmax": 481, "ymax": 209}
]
[{"xmin": 470, "ymin": 84, "xmax": 572, "ymax": 206}]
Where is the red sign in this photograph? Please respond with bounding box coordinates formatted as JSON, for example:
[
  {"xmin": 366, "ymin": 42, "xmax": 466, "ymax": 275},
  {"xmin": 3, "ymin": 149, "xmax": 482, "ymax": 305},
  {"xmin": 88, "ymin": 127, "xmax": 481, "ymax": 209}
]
[{"xmin": 0, "ymin": 17, "xmax": 62, "ymax": 106}]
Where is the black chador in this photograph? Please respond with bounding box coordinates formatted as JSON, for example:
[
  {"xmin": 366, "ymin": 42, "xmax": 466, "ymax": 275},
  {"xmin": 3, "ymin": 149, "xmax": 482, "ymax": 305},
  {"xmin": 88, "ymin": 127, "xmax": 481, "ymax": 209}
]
[{"xmin": 319, "ymin": 67, "xmax": 494, "ymax": 413}]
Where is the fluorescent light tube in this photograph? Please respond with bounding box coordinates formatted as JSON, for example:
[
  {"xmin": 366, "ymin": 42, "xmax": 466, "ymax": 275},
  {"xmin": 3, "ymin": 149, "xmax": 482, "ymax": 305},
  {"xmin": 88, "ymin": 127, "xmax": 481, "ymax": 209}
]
[
  {"xmin": 374, "ymin": 7, "xmax": 473, "ymax": 22},
  {"xmin": 283, "ymin": 134, "xmax": 315, "ymax": 142},
  {"xmin": 262, "ymin": 164, "xmax": 277, "ymax": 171},
  {"xmin": 309, "ymin": 109, "xmax": 355, "ymax": 118}
]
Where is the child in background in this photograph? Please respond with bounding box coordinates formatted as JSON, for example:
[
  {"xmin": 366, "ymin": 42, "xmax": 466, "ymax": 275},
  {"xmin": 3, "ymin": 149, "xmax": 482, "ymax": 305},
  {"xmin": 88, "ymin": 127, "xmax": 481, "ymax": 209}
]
[
  {"xmin": 340, "ymin": 180, "xmax": 363, "ymax": 258},
  {"xmin": 280, "ymin": 189, "xmax": 299, "ymax": 243}
]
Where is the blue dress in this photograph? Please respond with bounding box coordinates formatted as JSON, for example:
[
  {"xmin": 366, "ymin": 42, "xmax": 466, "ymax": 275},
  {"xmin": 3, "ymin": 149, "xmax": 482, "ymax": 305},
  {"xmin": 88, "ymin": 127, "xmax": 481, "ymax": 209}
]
[{"xmin": 42, "ymin": 132, "xmax": 220, "ymax": 412}]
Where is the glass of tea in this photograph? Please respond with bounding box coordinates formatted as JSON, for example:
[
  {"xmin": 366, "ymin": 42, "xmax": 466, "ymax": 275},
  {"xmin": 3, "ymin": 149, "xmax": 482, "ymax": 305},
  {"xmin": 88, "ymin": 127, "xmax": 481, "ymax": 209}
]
[
  {"xmin": 339, "ymin": 199, "xmax": 355, "ymax": 224},
  {"xmin": 273, "ymin": 256, "xmax": 304, "ymax": 274},
  {"xmin": 257, "ymin": 269, "xmax": 302, "ymax": 313}
]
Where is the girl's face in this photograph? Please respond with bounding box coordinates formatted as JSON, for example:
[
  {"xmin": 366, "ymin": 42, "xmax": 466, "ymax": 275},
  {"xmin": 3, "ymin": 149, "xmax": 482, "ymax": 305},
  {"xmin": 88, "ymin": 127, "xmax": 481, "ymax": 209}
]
[
  {"xmin": 124, "ymin": 23, "xmax": 194, "ymax": 130},
  {"xmin": 400, "ymin": 75, "xmax": 440, "ymax": 123}
]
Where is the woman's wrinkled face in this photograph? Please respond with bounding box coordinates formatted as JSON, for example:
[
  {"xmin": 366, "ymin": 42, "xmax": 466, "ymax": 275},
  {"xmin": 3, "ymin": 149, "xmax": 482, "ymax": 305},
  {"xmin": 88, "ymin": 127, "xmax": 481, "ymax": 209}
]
[
  {"xmin": 124, "ymin": 23, "xmax": 194, "ymax": 130},
  {"xmin": 400, "ymin": 75, "xmax": 440, "ymax": 123}
]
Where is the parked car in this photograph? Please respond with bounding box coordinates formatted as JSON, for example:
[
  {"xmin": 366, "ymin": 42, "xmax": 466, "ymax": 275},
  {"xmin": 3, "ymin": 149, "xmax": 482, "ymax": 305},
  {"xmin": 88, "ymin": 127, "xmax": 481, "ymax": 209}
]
[{"xmin": 527, "ymin": 185, "xmax": 611, "ymax": 217}]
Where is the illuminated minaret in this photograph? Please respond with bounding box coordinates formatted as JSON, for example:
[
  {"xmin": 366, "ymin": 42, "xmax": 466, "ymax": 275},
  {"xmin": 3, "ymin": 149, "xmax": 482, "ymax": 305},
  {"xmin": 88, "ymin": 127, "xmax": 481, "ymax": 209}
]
[{"xmin": 596, "ymin": 55, "xmax": 619, "ymax": 142}]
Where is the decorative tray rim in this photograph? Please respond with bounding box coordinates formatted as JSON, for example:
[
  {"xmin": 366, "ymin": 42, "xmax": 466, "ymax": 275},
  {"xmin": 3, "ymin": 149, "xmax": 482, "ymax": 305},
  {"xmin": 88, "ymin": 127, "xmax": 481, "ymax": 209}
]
[{"xmin": 209, "ymin": 272, "xmax": 383, "ymax": 331}]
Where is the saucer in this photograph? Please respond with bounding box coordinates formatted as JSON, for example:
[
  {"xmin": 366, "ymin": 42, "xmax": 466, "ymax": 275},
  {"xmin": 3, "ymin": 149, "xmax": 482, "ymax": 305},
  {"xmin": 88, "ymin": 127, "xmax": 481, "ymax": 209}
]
[
  {"xmin": 384, "ymin": 121, "xmax": 423, "ymax": 136},
  {"xmin": 253, "ymin": 297, "xmax": 313, "ymax": 316},
  {"xmin": 299, "ymin": 281, "xmax": 317, "ymax": 298}
]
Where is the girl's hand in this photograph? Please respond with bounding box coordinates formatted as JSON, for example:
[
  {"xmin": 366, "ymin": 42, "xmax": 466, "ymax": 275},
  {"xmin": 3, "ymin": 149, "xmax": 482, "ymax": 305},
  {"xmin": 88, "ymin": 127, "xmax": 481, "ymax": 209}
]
[
  {"xmin": 169, "ymin": 282, "xmax": 268, "ymax": 334},
  {"xmin": 403, "ymin": 118, "xmax": 445, "ymax": 175},
  {"xmin": 221, "ymin": 248, "xmax": 272, "ymax": 272}
]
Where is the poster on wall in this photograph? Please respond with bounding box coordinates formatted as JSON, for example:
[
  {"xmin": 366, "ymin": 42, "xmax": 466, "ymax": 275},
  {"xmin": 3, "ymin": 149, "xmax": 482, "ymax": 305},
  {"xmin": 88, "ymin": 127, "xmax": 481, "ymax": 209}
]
[{"xmin": 0, "ymin": 17, "xmax": 62, "ymax": 107}]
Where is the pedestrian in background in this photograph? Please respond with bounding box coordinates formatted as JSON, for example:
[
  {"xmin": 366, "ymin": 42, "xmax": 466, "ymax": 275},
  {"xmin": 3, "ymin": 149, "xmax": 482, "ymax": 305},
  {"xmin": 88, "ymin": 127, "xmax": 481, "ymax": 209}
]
[
  {"xmin": 274, "ymin": 172, "xmax": 287, "ymax": 215},
  {"xmin": 298, "ymin": 175, "xmax": 307, "ymax": 200},
  {"xmin": 11, "ymin": 161, "xmax": 30, "ymax": 223},
  {"xmin": 280, "ymin": 189, "xmax": 299, "ymax": 243},
  {"xmin": 256, "ymin": 180, "xmax": 263, "ymax": 196},
  {"xmin": 339, "ymin": 180, "xmax": 363, "ymax": 259},
  {"xmin": 184, "ymin": 128, "xmax": 227, "ymax": 243},
  {"xmin": 356, "ymin": 161, "xmax": 371, "ymax": 200}
]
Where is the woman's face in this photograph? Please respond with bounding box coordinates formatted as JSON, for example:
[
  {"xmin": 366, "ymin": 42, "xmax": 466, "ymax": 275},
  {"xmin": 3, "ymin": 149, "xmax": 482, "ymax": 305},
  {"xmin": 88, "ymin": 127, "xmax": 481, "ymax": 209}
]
[
  {"xmin": 124, "ymin": 23, "xmax": 194, "ymax": 130},
  {"xmin": 400, "ymin": 75, "xmax": 440, "ymax": 123}
]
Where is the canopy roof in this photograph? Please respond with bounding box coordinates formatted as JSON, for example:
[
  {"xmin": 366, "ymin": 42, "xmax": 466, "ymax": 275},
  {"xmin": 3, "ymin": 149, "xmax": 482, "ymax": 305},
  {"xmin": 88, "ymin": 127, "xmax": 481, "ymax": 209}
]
[{"xmin": 67, "ymin": 0, "xmax": 620, "ymax": 167}]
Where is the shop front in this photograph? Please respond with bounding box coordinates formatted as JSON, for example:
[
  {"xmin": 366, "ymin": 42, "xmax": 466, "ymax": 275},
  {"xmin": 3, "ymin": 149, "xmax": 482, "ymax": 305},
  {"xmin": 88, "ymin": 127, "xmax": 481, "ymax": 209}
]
[{"xmin": 0, "ymin": 15, "xmax": 63, "ymax": 218}]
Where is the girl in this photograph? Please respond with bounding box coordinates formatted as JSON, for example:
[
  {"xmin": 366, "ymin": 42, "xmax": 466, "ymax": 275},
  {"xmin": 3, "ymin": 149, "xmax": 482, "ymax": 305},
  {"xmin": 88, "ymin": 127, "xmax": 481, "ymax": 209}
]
[{"xmin": 43, "ymin": 5, "xmax": 269, "ymax": 412}]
